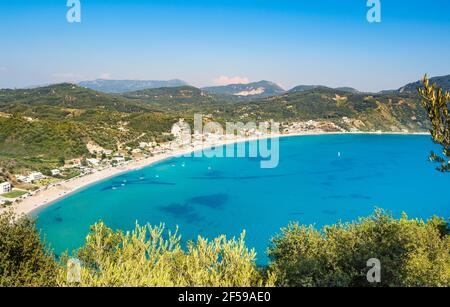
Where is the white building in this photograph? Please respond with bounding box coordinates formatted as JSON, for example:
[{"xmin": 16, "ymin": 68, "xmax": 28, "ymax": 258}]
[
  {"xmin": 0, "ymin": 182, "xmax": 12, "ymax": 194},
  {"xmin": 86, "ymin": 158, "xmax": 100, "ymax": 166},
  {"xmin": 28, "ymin": 172, "xmax": 45, "ymax": 182},
  {"xmin": 171, "ymin": 119, "xmax": 191, "ymax": 139},
  {"xmin": 16, "ymin": 175, "xmax": 28, "ymax": 183},
  {"xmin": 113, "ymin": 156, "xmax": 126, "ymax": 163},
  {"xmin": 51, "ymin": 169, "xmax": 61, "ymax": 176}
]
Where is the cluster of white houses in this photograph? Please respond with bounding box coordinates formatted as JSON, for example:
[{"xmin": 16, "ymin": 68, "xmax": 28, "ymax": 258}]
[{"xmin": 15, "ymin": 172, "xmax": 46, "ymax": 184}]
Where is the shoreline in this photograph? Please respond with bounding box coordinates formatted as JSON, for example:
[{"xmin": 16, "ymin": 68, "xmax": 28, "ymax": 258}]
[{"xmin": 1, "ymin": 131, "xmax": 430, "ymax": 217}]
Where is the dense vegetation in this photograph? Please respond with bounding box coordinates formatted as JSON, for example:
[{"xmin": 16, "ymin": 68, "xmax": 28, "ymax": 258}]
[
  {"xmin": 0, "ymin": 78, "xmax": 436, "ymax": 176},
  {"xmin": 418, "ymin": 75, "xmax": 450, "ymax": 172},
  {"xmin": 0, "ymin": 212, "xmax": 57, "ymax": 287},
  {"xmin": 0, "ymin": 211, "xmax": 448, "ymax": 287},
  {"xmin": 269, "ymin": 210, "xmax": 450, "ymax": 287},
  {"xmin": 58, "ymin": 223, "xmax": 274, "ymax": 287},
  {"xmin": 0, "ymin": 84, "xmax": 180, "ymax": 174}
]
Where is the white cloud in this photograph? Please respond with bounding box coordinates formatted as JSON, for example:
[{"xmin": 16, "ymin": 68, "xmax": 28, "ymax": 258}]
[{"xmin": 213, "ymin": 75, "xmax": 250, "ymax": 86}]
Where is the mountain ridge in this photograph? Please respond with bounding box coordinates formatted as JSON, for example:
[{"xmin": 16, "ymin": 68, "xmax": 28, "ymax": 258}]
[
  {"xmin": 78, "ymin": 79, "xmax": 189, "ymax": 93},
  {"xmin": 398, "ymin": 74, "xmax": 450, "ymax": 93}
]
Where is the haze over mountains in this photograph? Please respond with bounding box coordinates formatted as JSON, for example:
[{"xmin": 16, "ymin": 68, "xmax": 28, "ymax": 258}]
[
  {"xmin": 78, "ymin": 79, "xmax": 188, "ymax": 93},
  {"xmin": 8, "ymin": 74, "xmax": 450, "ymax": 98},
  {"xmin": 75, "ymin": 74, "xmax": 450, "ymax": 97}
]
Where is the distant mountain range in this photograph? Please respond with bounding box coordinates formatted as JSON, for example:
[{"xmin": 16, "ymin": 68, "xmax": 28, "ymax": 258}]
[
  {"xmin": 398, "ymin": 75, "xmax": 450, "ymax": 93},
  {"xmin": 202, "ymin": 81, "xmax": 285, "ymax": 98},
  {"xmin": 78, "ymin": 79, "xmax": 188, "ymax": 93}
]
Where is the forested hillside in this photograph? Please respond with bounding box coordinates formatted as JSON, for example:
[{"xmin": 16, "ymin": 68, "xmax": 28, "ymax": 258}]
[{"xmin": 0, "ymin": 80, "xmax": 431, "ymax": 175}]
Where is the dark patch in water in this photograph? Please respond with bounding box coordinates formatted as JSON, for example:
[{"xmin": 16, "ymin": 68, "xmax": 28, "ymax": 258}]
[
  {"xmin": 290, "ymin": 211, "xmax": 305, "ymax": 216},
  {"xmin": 330, "ymin": 158, "xmax": 357, "ymax": 167},
  {"xmin": 349, "ymin": 194, "xmax": 372, "ymax": 200},
  {"xmin": 205, "ymin": 170, "xmax": 226, "ymax": 177},
  {"xmin": 324, "ymin": 195, "xmax": 345, "ymax": 199},
  {"xmin": 158, "ymin": 203, "xmax": 203, "ymax": 224},
  {"xmin": 189, "ymin": 173, "xmax": 295, "ymax": 181},
  {"xmin": 54, "ymin": 217, "xmax": 63, "ymax": 223},
  {"xmin": 322, "ymin": 209, "xmax": 338, "ymax": 215},
  {"xmin": 187, "ymin": 194, "xmax": 229, "ymax": 209},
  {"xmin": 101, "ymin": 180, "xmax": 175, "ymax": 191},
  {"xmin": 345, "ymin": 175, "xmax": 377, "ymax": 182},
  {"xmin": 309, "ymin": 167, "xmax": 353, "ymax": 175},
  {"xmin": 324, "ymin": 194, "xmax": 372, "ymax": 200}
]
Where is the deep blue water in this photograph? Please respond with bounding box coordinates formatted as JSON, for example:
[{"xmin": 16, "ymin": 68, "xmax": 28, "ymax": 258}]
[{"xmin": 35, "ymin": 135, "xmax": 450, "ymax": 264}]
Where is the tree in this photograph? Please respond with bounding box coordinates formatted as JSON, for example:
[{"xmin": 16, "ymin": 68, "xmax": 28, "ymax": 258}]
[
  {"xmin": 418, "ymin": 75, "xmax": 450, "ymax": 172},
  {"xmin": 0, "ymin": 212, "xmax": 58, "ymax": 287},
  {"xmin": 268, "ymin": 210, "xmax": 450, "ymax": 287},
  {"xmin": 57, "ymin": 222, "xmax": 275, "ymax": 287}
]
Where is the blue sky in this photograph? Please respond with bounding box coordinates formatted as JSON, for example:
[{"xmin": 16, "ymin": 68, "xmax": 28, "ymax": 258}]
[{"xmin": 1, "ymin": 0, "xmax": 450, "ymax": 91}]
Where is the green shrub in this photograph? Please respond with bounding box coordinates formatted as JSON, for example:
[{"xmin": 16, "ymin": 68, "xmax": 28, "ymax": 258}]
[
  {"xmin": 268, "ymin": 210, "xmax": 450, "ymax": 287},
  {"xmin": 0, "ymin": 212, "xmax": 58, "ymax": 287},
  {"xmin": 57, "ymin": 222, "xmax": 275, "ymax": 287}
]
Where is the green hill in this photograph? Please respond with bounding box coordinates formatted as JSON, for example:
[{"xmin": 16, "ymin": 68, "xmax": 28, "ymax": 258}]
[
  {"xmin": 398, "ymin": 75, "xmax": 450, "ymax": 93},
  {"xmin": 0, "ymin": 81, "xmax": 433, "ymax": 174},
  {"xmin": 0, "ymin": 83, "xmax": 147, "ymax": 112}
]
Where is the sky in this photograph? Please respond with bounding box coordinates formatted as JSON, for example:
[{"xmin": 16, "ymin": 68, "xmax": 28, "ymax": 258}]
[{"xmin": 1, "ymin": 0, "xmax": 450, "ymax": 92}]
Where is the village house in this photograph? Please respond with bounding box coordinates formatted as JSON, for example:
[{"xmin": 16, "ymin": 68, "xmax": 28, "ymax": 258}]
[
  {"xmin": 51, "ymin": 169, "xmax": 61, "ymax": 176},
  {"xmin": 0, "ymin": 182, "xmax": 12, "ymax": 194},
  {"xmin": 86, "ymin": 158, "xmax": 100, "ymax": 166},
  {"xmin": 29, "ymin": 172, "xmax": 45, "ymax": 182},
  {"xmin": 113, "ymin": 156, "xmax": 126, "ymax": 164},
  {"xmin": 17, "ymin": 172, "xmax": 46, "ymax": 183}
]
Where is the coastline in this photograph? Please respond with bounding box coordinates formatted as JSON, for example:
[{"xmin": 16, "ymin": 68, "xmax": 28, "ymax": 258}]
[{"xmin": 1, "ymin": 131, "xmax": 430, "ymax": 217}]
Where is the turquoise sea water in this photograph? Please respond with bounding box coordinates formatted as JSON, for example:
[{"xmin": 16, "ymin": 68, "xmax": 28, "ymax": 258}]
[{"xmin": 35, "ymin": 135, "xmax": 450, "ymax": 264}]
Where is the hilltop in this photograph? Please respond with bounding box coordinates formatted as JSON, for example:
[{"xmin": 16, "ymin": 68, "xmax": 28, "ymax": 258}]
[
  {"xmin": 398, "ymin": 74, "xmax": 450, "ymax": 93},
  {"xmin": 0, "ymin": 83, "xmax": 147, "ymax": 112}
]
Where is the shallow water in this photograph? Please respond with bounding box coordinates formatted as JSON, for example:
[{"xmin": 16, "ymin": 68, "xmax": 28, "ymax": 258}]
[{"xmin": 35, "ymin": 135, "xmax": 450, "ymax": 264}]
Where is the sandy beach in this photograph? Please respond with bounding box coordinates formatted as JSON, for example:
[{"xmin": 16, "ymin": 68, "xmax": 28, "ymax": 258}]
[{"xmin": 1, "ymin": 131, "xmax": 429, "ymax": 217}]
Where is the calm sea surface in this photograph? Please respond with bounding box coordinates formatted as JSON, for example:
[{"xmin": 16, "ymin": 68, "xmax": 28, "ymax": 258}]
[{"xmin": 35, "ymin": 135, "xmax": 450, "ymax": 264}]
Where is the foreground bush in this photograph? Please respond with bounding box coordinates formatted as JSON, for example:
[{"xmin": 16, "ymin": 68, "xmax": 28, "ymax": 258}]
[
  {"xmin": 269, "ymin": 210, "xmax": 450, "ymax": 287},
  {"xmin": 1, "ymin": 210, "xmax": 448, "ymax": 287},
  {"xmin": 0, "ymin": 212, "xmax": 58, "ymax": 287},
  {"xmin": 57, "ymin": 222, "xmax": 275, "ymax": 287}
]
